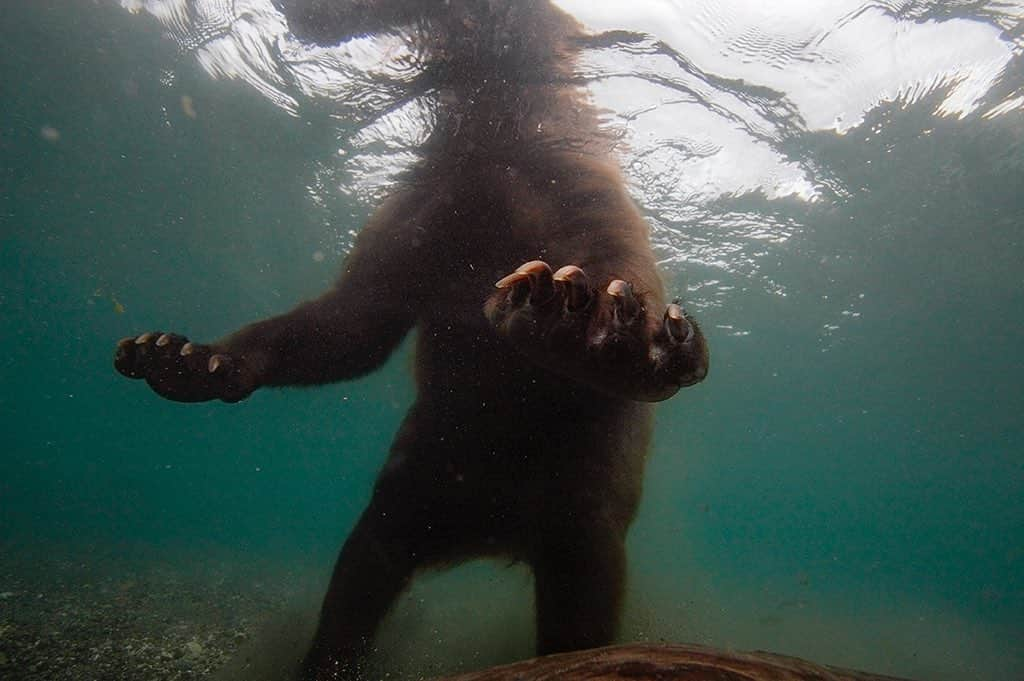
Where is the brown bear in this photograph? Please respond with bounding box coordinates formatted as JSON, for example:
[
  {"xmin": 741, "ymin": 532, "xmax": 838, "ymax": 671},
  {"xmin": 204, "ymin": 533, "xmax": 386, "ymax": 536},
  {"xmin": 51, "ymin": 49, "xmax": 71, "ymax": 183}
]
[{"xmin": 114, "ymin": 1, "xmax": 709, "ymax": 678}]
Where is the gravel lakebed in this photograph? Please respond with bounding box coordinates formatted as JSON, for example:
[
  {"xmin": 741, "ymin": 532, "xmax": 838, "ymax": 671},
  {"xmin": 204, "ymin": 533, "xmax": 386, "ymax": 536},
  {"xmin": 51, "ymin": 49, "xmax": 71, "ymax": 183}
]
[{"xmin": 0, "ymin": 546, "xmax": 304, "ymax": 680}]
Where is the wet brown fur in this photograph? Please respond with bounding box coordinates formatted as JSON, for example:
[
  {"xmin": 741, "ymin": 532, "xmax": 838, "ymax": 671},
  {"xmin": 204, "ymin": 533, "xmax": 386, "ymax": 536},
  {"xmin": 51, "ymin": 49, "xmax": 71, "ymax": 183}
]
[{"xmin": 115, "ymin": 2, "xmax": 708, "ymax": 678}]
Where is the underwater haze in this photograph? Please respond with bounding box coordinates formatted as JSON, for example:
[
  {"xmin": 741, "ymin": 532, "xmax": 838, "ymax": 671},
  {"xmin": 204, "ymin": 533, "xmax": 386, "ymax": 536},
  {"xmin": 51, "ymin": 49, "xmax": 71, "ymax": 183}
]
[{"xmin": 2, "ymin": 1, "xmax": 1023, "ymax": 680}]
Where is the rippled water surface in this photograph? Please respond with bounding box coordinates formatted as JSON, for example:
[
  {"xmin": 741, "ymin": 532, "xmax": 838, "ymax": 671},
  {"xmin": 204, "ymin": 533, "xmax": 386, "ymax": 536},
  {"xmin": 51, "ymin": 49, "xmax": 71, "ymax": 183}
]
[{"xmin": 2, "ymin": 1, "xmax": 1023, "ymax": 680}]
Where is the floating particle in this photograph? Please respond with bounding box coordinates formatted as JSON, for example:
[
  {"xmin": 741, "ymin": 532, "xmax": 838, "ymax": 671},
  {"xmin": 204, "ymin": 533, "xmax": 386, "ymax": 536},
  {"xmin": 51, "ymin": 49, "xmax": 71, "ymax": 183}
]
[
  {"xmin": 40, "ymin": 126, "xmax": 60, "ymax": 142},
  {"xmin": 312, "ymin": 250, "xmax": 325, "ymax": 262},
  {"xmin": 93, "ymin": 288, "xmax": 125, "ymax": 313},
  {"xmin": 181, "ymin": 95, "xmax": 197, "ymax": 119}
]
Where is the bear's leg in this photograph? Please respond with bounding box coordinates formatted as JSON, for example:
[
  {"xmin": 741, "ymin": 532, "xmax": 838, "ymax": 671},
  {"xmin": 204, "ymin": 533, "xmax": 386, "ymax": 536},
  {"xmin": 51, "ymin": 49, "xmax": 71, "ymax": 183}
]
[
  {"xmin": 300, "ymin": 501, "xmax": 419, "ymax": 680},
  {"xmin": 532, "ymin": 525, "xmax": 627, "ymax": 655}
]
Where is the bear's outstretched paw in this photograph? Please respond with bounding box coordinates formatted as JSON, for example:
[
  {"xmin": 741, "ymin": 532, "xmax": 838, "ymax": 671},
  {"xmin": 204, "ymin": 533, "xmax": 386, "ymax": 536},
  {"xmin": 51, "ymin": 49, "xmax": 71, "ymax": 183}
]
[
  {"xmin": 486, "ymin": 260, "xmax": 708, "ymax": 401},
  {"xmin": 114, "ymin": 332, "xmax": 255, "ymax": 403}
]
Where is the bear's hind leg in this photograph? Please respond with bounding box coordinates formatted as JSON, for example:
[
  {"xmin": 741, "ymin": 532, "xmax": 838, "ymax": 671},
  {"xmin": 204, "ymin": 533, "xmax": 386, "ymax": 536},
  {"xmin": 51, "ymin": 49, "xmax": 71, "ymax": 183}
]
[
  {"xmin": 532, "ymin": 525, "xmax": 627, "ymax": 656},
  {"xmin": 301, "ymin": 503, "xmax": 419, "ymax": 680}
]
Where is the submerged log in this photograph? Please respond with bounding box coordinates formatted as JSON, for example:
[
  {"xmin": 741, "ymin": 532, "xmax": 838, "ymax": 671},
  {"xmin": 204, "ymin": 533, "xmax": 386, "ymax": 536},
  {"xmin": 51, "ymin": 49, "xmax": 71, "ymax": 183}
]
[{"xmin": 441, "ymin": 642, "xmax": 915, "ymax": 681}]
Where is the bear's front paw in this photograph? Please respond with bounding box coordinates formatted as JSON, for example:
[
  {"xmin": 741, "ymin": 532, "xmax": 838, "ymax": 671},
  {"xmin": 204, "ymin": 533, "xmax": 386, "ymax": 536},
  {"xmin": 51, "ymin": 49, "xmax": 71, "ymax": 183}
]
[
  {"xmin": 485, "ymin": 260, "xmax": 708, "ymax": 400},
  {"xmin": 114, "ymin": 332, "xmax": 256, "ymax": 403}
]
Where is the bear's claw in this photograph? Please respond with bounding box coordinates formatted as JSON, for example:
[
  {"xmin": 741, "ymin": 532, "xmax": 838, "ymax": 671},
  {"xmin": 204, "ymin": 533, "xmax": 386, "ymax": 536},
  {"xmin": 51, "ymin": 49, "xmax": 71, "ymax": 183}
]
[
  {"xmin": 552, "ymin": 265, "xmax": 590, "ymax": 312},
  {"xmin": 607, "ymin": 279, "xmax": 642, "ymax": 327},
  {"xmin": 495, "ymin": 260, "xmax": 555, "ymax": 305},
  {"xmin": 663, "ymin": 303, "xmax": 694, "ymax": 344}
]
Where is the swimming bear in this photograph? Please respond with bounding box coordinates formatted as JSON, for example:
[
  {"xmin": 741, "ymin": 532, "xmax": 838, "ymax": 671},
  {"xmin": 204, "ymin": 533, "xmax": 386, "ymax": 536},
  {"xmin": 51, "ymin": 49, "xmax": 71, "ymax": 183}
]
[{"xmin": 114, "ymin": 1, "xmax": 709, "ymax": 677}]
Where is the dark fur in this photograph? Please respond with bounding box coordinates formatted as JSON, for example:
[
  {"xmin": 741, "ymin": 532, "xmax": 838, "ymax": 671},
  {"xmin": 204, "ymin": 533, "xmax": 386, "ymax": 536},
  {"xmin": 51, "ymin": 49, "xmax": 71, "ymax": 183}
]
[{"xmin": 115, "ymin": 1, "xmax": 708, "ymax": 678}]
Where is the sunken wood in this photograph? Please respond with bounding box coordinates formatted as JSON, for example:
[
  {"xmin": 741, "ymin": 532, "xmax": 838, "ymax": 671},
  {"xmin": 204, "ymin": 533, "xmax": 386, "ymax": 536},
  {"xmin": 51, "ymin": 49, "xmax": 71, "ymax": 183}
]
[{"xmin": 441, "ymin": 643, "xmax": 915, "ymax": 681}]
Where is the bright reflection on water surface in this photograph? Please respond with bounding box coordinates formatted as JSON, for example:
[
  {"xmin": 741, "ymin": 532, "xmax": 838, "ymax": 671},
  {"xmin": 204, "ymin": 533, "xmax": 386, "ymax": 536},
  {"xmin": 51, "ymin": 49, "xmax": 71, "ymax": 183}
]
[{"xmin": 119, "ymin": 0, "xmax": 1023, "ymax": 323}]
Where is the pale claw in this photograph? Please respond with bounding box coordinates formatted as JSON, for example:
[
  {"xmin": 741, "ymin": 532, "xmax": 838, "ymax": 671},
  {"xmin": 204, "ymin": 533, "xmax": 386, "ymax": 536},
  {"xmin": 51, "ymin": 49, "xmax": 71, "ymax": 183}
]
[
  {"xmin": 553, "ymin": 265, "xmax": 590, "ymax": 312},
  {"xmin": 664, "ymin": 303, "xmax": 694, "ymax": 343},
  {"xmin": 495, "ymin": 271, "xmax": 530, "ymax": 289},
  {"xmin": 208, "ymin": 354, "xmax": 229, "ymax": 373},
  {"xmin": 607, "ymin": 279, "xmax": 641, "ymax": 325},
  {"xmin": 496, "ymin": 260, "xmax": 555, "ymax": 304}
]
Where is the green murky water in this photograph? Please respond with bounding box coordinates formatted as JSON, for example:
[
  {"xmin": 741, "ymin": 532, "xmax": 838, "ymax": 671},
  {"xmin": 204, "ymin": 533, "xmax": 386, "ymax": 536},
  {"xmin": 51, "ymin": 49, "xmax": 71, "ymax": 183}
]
[{"xmin": 2, "ymin": 2, "xmax": 1022, "ymax": 680}]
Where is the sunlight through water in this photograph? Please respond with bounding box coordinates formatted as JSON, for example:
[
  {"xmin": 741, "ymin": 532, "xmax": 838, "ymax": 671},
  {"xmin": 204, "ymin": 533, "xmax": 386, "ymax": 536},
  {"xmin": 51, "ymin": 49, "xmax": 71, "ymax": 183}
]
[{"xmin": 120, "ymin": 0, "xmax": 1024, "ymax": 317}]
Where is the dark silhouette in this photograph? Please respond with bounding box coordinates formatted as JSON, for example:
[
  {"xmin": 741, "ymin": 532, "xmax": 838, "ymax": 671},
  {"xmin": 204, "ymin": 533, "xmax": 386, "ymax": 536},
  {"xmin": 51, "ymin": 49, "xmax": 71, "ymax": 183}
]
[{"xmin": 114, "ymin": 1, "xmax": 709, "ymax": 678}]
